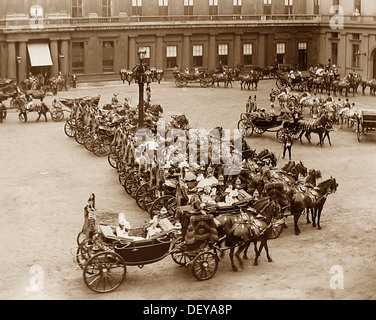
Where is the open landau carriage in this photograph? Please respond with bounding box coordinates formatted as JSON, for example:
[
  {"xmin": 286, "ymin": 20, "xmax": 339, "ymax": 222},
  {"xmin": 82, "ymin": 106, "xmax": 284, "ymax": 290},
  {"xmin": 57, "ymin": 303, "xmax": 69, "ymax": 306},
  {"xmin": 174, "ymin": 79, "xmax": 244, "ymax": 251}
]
[{"xmin": 72, "ymin": 195, "xmax": 221, "ymax": 293}]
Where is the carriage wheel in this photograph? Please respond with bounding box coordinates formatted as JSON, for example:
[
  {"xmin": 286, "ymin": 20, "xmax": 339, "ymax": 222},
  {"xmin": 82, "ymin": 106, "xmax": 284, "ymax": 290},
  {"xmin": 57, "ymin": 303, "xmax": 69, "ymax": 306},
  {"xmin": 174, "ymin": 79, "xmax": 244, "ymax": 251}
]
[
  {"xmin": 134, "ymin": 183, "xmax": 151, "ymax": 211},
  {"xmin": 269, "ymin": 218, "xmax": 284, "ymax": 239},
  {"xmin": 77, "ymin": 231, "xmax": 86, "ymax": 245},
  {"xmin": 144, "ymin": 186, "xmax": 159, "ymax": 214},
  {"xmin": 84, "ymin": 136, "xmax": 95, "ymax": 152},
  {"xmin": 50, "ymin": 108, "xmax": 64, "ymax": 122},
  {"xmin": 171, "ymin": 238, "xmax": 189, "ymax": 266},
  {"xmin": 123, "ymin": 170, "xmax": 138, "ymax": 195},
  {"xmin": 75, "ymin": 239, "xmax": 96, "ymax": 269},
  {"xmin": 108, "ymin": 152, "xmax": 118, "ymax": 169},
  {"xmin": 74, "ymin": 130, "xmax": 86, "ymax": 145},
  {"xmin": 175, "ymin": 79, "xmax": 187, "ymax": 88},
  {"xmin": 191, "ymin": 251, "xmax": 218, "ymax": 281},
  {"xmin": 149, "ymin": 195, "xmax": 177, "ymax": 218},
  {"xmin": 64, "ymin": 119, "xmax": 76, "ymax": 138},
  {"xmin": 83, "ymin": 251, "xmax": 126, "ymax": 293},
  {"xmin": 199, "ymin": 79, "xmax": 207, "ymax": 88},
  {"xmin": 276, "ymin": 129, "xmax": 284, "ymax": 143},
  {"xmin": 92, "ymin": 135, "xmax": 112, "ymax": 157},
  {"xmin": 237, "ymin": 119, "xmax": 254, "ymax": 137}
]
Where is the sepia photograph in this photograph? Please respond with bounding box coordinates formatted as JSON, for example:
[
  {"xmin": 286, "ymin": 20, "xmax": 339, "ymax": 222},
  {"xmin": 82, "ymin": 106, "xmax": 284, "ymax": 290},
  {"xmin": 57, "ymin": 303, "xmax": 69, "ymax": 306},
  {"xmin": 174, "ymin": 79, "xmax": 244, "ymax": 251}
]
[{"xmin": 0, "ymin": 0, "xmax": 375, "ymax": 306}]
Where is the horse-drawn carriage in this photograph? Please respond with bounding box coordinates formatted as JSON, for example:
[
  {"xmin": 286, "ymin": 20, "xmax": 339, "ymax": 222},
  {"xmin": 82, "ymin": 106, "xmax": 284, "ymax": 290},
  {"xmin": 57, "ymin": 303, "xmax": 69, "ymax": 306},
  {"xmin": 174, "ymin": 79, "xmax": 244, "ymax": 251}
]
[
  {"xmin": 172, "ymin": 69, "xmax": 213, "ymax": 88},
  {"xmin": 356, "ymin": 108, "xmax": 376, "ymax": 142},
  {"xmin": 238, "ymin": 111, "xmax": 303, "ymax": 142},
  {"xmin": 73, "ymin": 198, "xmax": 222, "ymax": 293},
  {"xmin": 275, "ymin": 71, "xmax": 311, "ymax": 92}
]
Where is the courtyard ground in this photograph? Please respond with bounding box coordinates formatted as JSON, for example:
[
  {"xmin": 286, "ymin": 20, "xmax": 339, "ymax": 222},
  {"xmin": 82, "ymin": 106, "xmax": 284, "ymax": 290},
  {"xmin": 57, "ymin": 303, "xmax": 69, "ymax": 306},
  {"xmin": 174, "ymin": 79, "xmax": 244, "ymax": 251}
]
[{"xmin": 0, "ymin": 78, "xmax": 375, "ymax": 300}]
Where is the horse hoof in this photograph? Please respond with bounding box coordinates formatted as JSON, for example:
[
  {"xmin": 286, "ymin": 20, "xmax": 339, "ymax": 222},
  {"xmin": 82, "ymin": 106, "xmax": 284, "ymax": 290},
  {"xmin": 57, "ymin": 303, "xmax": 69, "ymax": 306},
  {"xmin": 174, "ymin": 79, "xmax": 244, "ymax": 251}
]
[
  {"xmin": 317, "ymin": 226, "xmax": 322, "ymax": 230},
  {"xmin": 253, "ymin": 262, "xmax": 258, "ymax": 266},
  {"xmin": 268, "ymin": 258, "xmax": 273, "ymax": 263},
  {"xmin": 243, "ymin": 255, "xmax": 248, "ymax": 260},
  {"xmin": 307, "ymin": 220, "xmax": 311, "ymax": 224},
  {"xmin": 295, "ymin": 230, "xmax": 301, "ymax": 235},
  {"xmin": 312, "ymin": 223, "xmax": 316, "ymax": 228},
  {"xmin": 232, "ymin": 267, "xmax": 238, "ymax": 272}
]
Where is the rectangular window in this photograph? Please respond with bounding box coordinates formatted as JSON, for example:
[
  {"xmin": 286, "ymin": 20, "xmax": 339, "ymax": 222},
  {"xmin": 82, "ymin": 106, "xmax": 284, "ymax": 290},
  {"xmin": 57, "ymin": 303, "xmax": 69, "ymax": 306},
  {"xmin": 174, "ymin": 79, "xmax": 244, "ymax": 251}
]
[
  {"xmin": 243, "ymin": 43, "xmax": 253, "ymax": 65},
  {"xmin": 264, "ymin": 0, "xmax": 272, "ymax": 14},
  {"xmin": 102, "ymin": 0, "xmax": 113, "ymax": 17},
  {"xmin": 132, "ymin": 0, "xmax": 143, "ymax": 15},
  {"xmin": 276, "ymin": 43, "xmax": 286, "ymax": 64},
  {"xmin": 166, "ymin": 45, "xmax": 177, "ymax": 68},
  {"xmin": 158, "ymin": 0, "xmax": 168, "ymax": 15},
  {"xmin": 331, "ymin": 42, "xmax": 338, "ymax": 66},
  {"xmin": 72, "ymin": 0, "xmax": 83, "ymax": 18},
  {"xmin": 285, "ymin": 0, "xmax": 293, "ymax": 14},
  {"xmin": 102, "ymin": 40, "xmax": 114, "ymax": 72},
  {"xmin": 352, "ymin": 44, "xmax": 360, "ymax": 68},
  {"xmin": 352, "ymin": 33, "xmax": 360, "ymax": 40},
  {"xmin": 218, "ymin": 44, "xmax": 228, "ymax": 66},
  {"xmin": 72, "ymin": 42, "xmax": 84, "ymax": 72},
  {"xmin": 298, "ymin": 42, "xmax": 307, "ymax": 50},
  {"xmin": 209, "ymin": 0, "xmax": 218, "ymax": 15},
  {"xmin": 193, "ymin": 44, "xmax": 203, "ymax": 67},
  {"xmin": 333, "ymin": 0, "xmax": 339, "ymax": 5},
  {"xmin": 233, "ymin": 0, "xmax": 242, "ymax": 14},
  {"xmin": 184, "ymin": 0, "xmax": 193, "ymax": 15}
]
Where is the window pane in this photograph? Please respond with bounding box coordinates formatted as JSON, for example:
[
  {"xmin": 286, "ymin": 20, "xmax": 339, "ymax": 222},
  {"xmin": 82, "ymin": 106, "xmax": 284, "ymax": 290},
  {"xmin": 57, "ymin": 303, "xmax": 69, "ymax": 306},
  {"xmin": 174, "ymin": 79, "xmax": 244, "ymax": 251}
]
[
  {"xmin": 243, "ymin": 43, "xmax": 253, "ymax": 55},
  {"xmin": 193, "ymin": 45, "xmax": 203, "ymax": 56},
  {"xmin": 218, "ymin": 44, "xmax": 228, "ymax": 55},
  {"xmin": 276, "ymin": 43, "xmax": 285, "ymax": 54},
  {"xmin": 167, "ymin": 46, "xmax": 177, "ymax": 57}
]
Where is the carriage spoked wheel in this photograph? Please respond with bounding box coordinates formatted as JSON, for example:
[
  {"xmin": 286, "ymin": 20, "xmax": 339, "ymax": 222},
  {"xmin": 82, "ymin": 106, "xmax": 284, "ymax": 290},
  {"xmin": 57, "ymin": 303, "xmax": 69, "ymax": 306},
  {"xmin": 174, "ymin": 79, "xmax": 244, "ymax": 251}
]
[
  {"xmin": 107, "ymin": 152, "xmax": 118, "ymax": 169},
  {"xmin": 269, "ymin": 218, "xmax": 285, "ymax": 239},
  {"xmin": 170, "ymin": 238, "xmax": 190, "ymax": 266},
  {"xmin": 74, "ymin": 130, "xmax": 86, "ymax": 145},
  {"xmin": 123, "ymin": 170, "xmax": 138, "ymax": 195},
  {"xmin": 134, "ymin": 183, "xmax": 151, "ymax": 211},
  {"xmin": 92, "ymin": 135, "xmax": 112, "ymax": 157},
  {"xmin": 149, "ymin": 195, "xmax": 177, "ymax": 219},
  {"xmin": 83, "ymin": 251, "xmax": 127, "ymax": 293},
  {"xmin": 237, "ymin": 119, "xmax": 254, "ymax": 137},
  {"xmin": 84, "ymin": 136, "xmax": 95, "ymax": 152},
  {"xmin": 50, "ymin": 107, "xmax": 64, "ymax": 122},
  {"xmin": 76, "ymin": 231, "xmax": 86, "ymax": 245},
  {"xmin": 191, "ymin": 251, "xmax": 219, "ymax": 281},
  {"xmin": 64, "ymin": 119, "xmax": 76, "ymax": 138},
  {"xmin": 175, "ymin": 79, "xmax": 187, "ymax": 88}
]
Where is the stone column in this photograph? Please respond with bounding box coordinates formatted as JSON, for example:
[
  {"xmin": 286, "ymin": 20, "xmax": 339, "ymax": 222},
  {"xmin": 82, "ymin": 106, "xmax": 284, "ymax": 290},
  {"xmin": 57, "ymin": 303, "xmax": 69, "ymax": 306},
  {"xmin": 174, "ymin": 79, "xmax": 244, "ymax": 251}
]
[
  {"xmin": 18, "ymin": 41, "xmax": 27, "ymax": 82},
  {"xmin": 233, "ymin": 33, "xmax": 242, "ymax": 67},
  {"xmin": 182, "ymin": 34, "xmax": 191, "ymax": 70},
  {"xmin": 60, "ymin": 39, "xmax": 70, "ymax": 74},
  {"xmin": 128, "ymin": 36, "xmax": 137, "ymax": 68},
  {"xmin": 7, "ymin": 41, "xmax": 17, "ymax": 80},
  {"xmin": 208, "ymin": 34, "xmax": 216, "ymax": 71},
  {"xmin": 50, "ymin": 39, "xmax": 59, "ymax": 77},
  {"xmin": 258, "ymin": 33, "xmax": 266, "ymax": 68},
  {"xmin": 155, "ymin": 35, "xmax": 164, "ymax": 69}
]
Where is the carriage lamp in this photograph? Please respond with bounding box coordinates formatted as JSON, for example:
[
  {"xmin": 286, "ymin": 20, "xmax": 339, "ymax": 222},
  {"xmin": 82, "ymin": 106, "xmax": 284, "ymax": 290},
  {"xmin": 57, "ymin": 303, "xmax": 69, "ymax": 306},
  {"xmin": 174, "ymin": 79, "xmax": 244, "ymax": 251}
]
[
  {"xmin": 235, "ymin": 178, "xmax": 242, "ymax": 189},
  {"xmin": 137, "ymin": 47, "xmax": 147, "ymax": 61},
  {"xmin": 218, "ymin": 175, "xmax": 224, "ymax": 186}
]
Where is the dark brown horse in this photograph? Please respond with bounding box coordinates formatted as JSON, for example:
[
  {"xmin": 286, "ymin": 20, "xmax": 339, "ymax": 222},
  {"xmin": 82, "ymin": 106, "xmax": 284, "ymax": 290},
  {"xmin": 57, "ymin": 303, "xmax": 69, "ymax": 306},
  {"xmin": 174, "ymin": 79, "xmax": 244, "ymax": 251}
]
[
  {"xmin": 289, "ymin": 177, "xmax": 338, "ymax": 234},
  {"xmin": 216, "ymin": 197, "xmax": 279, "ymax": 271}
]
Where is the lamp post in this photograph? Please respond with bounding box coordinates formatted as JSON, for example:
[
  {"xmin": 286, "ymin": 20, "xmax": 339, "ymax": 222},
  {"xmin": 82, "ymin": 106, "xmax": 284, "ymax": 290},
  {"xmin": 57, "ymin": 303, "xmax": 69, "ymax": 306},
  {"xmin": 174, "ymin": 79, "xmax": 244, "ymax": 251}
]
[{"xmin": 132, "ymin": 47, "xmax": 149, "ymax": 129}]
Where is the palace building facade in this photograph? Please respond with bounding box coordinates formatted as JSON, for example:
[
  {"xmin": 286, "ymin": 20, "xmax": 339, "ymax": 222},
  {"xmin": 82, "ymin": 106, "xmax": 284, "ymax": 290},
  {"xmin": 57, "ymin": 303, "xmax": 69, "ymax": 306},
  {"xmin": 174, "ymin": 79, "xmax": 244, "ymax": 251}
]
[{"xmin": 0, "ymin": 0, "xmax": 375, "ymax": 83}]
